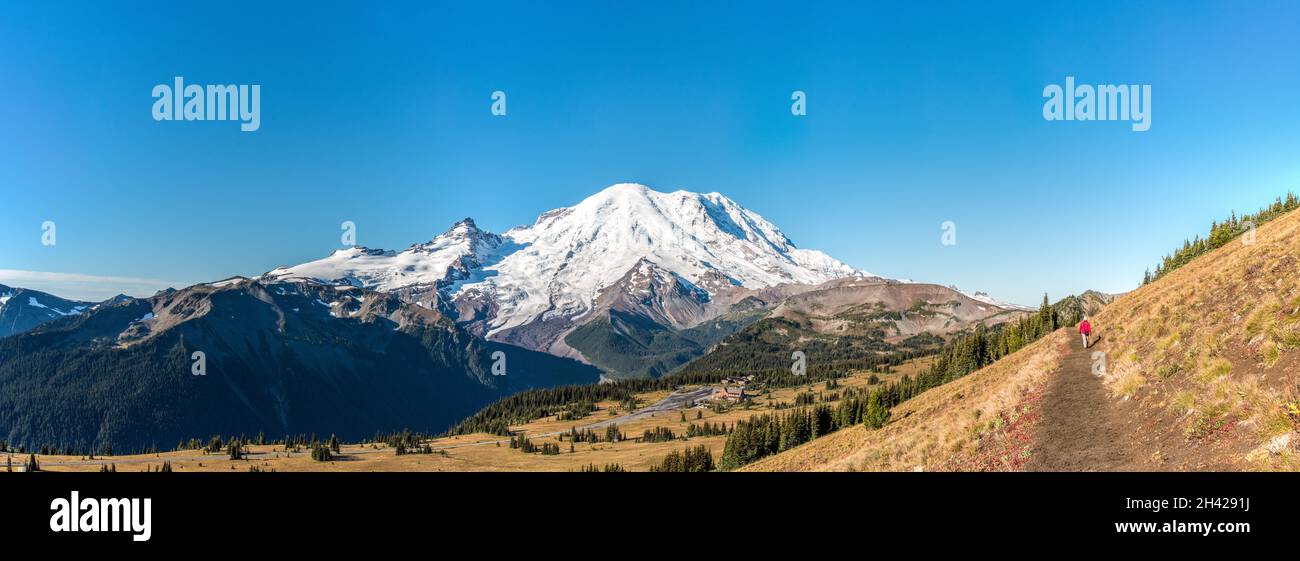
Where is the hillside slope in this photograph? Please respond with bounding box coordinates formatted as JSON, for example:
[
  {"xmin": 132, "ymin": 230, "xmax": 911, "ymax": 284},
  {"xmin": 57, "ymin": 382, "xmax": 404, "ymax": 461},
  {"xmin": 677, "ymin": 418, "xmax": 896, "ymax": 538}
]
[
  {"xmin": 748, "ymin": 206, "xmax": 1300, "ymax": 471},
  {"xmin": 742, "ymin": 330, "xmax": 1067, "ymax": 471},
  {"xmin": 568, "ymin": 275, "xmax": 1025, "ymax": 379},
  {"xmin": 0, "ymin": 278, "xmax": 599, "ymax": 453}
]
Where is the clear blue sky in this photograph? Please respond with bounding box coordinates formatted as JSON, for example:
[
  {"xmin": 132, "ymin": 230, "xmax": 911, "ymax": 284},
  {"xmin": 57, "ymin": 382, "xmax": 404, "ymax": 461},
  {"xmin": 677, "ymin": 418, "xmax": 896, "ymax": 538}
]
[{"xmin": 3, "ymin": 1, "xmax": 1299, "ymax": 304}]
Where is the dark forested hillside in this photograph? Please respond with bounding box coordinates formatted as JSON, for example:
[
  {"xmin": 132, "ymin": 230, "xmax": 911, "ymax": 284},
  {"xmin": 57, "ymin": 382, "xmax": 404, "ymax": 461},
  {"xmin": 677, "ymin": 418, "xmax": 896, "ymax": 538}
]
[
  {"xmin": 671, "ymin": 315, "xmax": 941, "ymax": 380},
  {"xmin": 0, "ymin": 280, "xmax": 599, "ymax": 453},
  {"xmin": 563, "ymin": 308, "xmax": 766, "ymax": 379}
]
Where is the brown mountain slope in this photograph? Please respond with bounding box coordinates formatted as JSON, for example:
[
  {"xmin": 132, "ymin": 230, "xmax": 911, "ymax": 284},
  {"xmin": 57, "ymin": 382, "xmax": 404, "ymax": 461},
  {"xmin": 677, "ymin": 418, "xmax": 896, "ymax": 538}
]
[
  {"xmin": 742, "ymin": 330, "xmax": 1067, "ymax": 471},
  {"xmin": 746, "ymin": 204, "xmax": 1300, "ymax": 472},
  {"xmin": 768, "ymin": 277, "xmax": 1027, "ymax": 340}
]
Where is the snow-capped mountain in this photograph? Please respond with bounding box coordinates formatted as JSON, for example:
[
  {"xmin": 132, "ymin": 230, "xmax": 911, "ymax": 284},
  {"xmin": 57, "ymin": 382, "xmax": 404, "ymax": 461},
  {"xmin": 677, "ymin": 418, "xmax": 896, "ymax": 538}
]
[
  {"xmin": 950, "ymin": 286, "xmax": 1035, "ymax": 311},
  {"xmin": 593, "ymin": 257, "xmax": 715, "ymax": 330},
  {"xmin": 0, "ymin": 284, "xmax": 91, "ymax": 337},
  {"xmin": 266, "ymin": 218, "xmax": 507, "ymax": 296},
  {"xmin": 469, "ymin": 184, "xmax": 866, "ymax": 340},
  {"xmin": 268, "ymin": 184, "xmax": 867, "ymax": 353}
]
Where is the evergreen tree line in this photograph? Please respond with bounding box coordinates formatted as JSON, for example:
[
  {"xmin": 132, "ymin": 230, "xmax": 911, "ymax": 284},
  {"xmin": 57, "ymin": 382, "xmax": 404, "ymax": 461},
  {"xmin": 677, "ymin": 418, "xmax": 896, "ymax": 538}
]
[
  {"xmin": 639, "ymin": 426, "xmax": 677, "ymax": 443},
  {"xmin": 559, "ymin": 424, "xmax": 625, "ymax": 444},
  {"xmin": 672, "ymin": 317, "xmax": 939, "ymax": 382},
  {"xmin": 509, "ymin": 433, "xmax": 537, "ymax": 453},
  {"xmin": 685, "ymin": 421, "xmax": 729, "ymax": 437},
  {"xmin": 393, "ymin": 440, "xmax": 433, "ymax": 455},
  {"xmin": 883, "ymin": 295, "xmax": 1078, "ymax": 408},
  {"xmin": 649, "ymin": 445, "xmax": 715, "ymax": 472},
  {"xmin": 446, "ymin": 383, "xmax": 647, "ymax": 436},
  {"xmin": 556, "ymin": 399, "xmax": 597, "ymax": 421},
  {"xmin": 506, "ymin": 434, "xmax": 561, "ymax": 455},
  {"xmin": 2, "ymin": 440, "xmax": 149, "ymax": 457},
  {"xmin": 310, "ymin": 442, "xmax": 333, "ymax": 461},
  {"xmin": 563, "ymin": 426, "xmax": 602, "ymax": 443},
  {"xmin": 1144, "ymin": 192, "xmax": 1299, "ymax": 285},
  {"xmin": 717, "ymin": 391, "xmax": 890, "ymax": 470},
  {"xmin": 446, "ymin": 349, "xmax": 915, "ymax": 438},
  {"xmin": 178, "ymin": 432, "xmax": 352, "ymax": 454},
  {"xmin": 375, "ymin": 428, "xmax": 433, "ymax": 450},
  {"xmin": 712, "ymin": 294, "xmax": 1076, "ymax": 471}
]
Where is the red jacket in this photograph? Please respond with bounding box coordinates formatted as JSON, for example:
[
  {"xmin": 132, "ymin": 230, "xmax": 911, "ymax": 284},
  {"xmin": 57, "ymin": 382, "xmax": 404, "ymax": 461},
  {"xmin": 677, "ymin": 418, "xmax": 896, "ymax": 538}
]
[{"xmin": 1079, "ymin": 320, "xmax": 1092, "ymax": 335}]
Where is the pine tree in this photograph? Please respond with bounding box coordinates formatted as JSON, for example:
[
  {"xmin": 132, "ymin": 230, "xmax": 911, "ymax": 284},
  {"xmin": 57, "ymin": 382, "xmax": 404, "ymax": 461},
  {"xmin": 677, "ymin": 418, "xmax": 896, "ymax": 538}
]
[
  {"xmin": 310, "ymin": 442, "xmax": 333, "ymax": 461},
  {"xmin": 863, "ymin": 389, "xmax": 890, "ymax": 429}
]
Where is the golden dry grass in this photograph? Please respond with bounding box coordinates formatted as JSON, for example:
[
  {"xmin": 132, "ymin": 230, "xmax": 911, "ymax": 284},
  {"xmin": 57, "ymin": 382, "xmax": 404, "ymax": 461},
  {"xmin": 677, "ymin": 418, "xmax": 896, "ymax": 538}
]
[
  {"xmin": 747, "ymin": 206, "xmax": 1300, "ymax": 472},
  {"xmin": 743, "ymin": 331, "xmax": 1066, "ymax": 472},
  {"xmin": 1090, "ymin": 207, "xmax": 1300, "ymax": 469}
]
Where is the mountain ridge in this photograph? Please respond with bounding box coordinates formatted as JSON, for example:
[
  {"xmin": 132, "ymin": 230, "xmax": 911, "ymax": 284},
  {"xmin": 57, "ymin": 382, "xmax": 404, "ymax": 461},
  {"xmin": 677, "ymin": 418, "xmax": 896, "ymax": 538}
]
[
  {"xmin": 0, "ymin": 284, "xmax": 92, "ymax": 337},
  {"xmin": 0, "ymin": 276, "xmax": 600, "ymax": 452},
  {"xmin": 263, "ymin": 184, "xmax": 1024, "ymax": 376}
]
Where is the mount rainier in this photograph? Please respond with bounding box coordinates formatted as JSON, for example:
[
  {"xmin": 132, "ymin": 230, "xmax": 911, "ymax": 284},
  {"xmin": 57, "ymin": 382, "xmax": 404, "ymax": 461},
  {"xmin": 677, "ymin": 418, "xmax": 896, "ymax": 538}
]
[
  {"xmin": 269, "ymin": 185, "xmax": 864, "ymax": 352},
  {"xmin": 267, "ymin": 183, "xmax": 1018, "ymax": 376}
]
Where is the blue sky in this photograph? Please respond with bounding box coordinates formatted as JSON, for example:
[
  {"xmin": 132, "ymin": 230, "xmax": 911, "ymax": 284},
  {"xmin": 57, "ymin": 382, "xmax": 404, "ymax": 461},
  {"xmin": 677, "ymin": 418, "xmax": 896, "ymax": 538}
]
[{"xmin": 2, "ymin": 1, "xmax": 1299, "ymax": 304}]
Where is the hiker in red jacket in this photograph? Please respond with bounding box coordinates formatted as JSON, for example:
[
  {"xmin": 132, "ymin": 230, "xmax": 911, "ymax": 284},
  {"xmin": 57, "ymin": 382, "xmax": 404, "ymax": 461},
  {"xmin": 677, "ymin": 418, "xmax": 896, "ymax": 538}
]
[{"xmin": 1079, "ymin": 317, "xmax": 1093, "ymax": 348}]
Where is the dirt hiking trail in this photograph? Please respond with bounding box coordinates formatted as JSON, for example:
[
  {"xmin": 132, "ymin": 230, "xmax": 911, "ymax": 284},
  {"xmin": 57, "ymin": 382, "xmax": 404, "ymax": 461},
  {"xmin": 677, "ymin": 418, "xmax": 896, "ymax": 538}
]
[{"xmin": 1025, "ymin": 338, "xmax": 1144, "ymax": 471}]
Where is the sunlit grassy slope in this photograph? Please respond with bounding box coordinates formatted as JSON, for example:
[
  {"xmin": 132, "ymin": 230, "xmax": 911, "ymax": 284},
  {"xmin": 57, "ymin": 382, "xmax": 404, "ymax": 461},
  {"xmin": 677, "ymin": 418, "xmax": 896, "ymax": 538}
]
[{"xmin": 748, "ymin": 206, "xmax": 1300, "ymax": 472}]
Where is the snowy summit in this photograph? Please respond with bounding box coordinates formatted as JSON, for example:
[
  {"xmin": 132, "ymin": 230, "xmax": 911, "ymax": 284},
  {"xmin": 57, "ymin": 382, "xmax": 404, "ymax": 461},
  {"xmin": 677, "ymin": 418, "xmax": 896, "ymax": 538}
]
[{"xmin": 268, "ymin": 183, "xmax": 866, "ymax": 337}]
